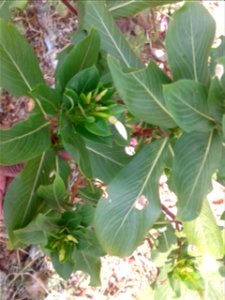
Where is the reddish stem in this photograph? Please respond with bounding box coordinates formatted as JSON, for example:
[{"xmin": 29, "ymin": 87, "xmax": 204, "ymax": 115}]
[
  {"xmin": 60, "ymin": 0, "xmax": 77, "ymax": 15},
  {"xmin": 162, "ymin": 204, "xmax": 182, "ymax": 231}
]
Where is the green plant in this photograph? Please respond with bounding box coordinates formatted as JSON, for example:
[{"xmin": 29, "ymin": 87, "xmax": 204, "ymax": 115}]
[{"xmin": 0, "ymin": 0, "xmax": 224, "ymax": 297}]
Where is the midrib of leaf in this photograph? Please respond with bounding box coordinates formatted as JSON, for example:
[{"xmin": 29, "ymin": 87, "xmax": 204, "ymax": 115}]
[
  {"xmin": 78, "ymin": 32, "xmax": 94, "ymax": 72},
  {"xmin": 88, "ymin": 3, "xmax": 172, "ymax": 120},
  {"xmin": 21, "ymin": 152, "xmax": 46, "ymax": 224},
  {"xmin": 108, "ymin": 0, "xmax": 136, "ymax": 12},
  {"xmin": 189, "ymin": 14, "xmax": 198, "ymax": 82},
  {"xmin": 1, "ymin": 121, "xmax": 50, "ymax": 145},
  {"xmin": 112, "ymin": 138, "xmax": 168, "ymax": 242},
  {"xmin": 53, "ymin": 182, "xmax": 64, "ymax": 211},
  {"xmin": 86, "ymin": 146, "xmax": 124, "ymax": 167},
  {"xmin": 181, "ymin": 130, "xmax": 214, "ymax": 213},
  {"xmin": 173, "ymin": 93, "xmax": 215, "ymax": 122},
  {"xmin": 131, "ymin": 73, "xmax": 175, "ymax": 120},
  {"xmin": 90, "ymin": 3, "xmax": 131, "ymax": 67},
  {"xmin": 81, "ymin": 251, "xmax": 93, "ymax": 275},
  {"xmin": 0, "ymin": 40, "xmax": 46, "ymax": 115},
  {"xmin": 162, "ymin": 231, "xmax": 170, "ymax": 251},
  {"xmin": 0, "ymin": 43, "xmax": 32, "ymax": 91},
  {"xmin": 169, "ymin": 143, "xmax": 175, "ymax": 157}
]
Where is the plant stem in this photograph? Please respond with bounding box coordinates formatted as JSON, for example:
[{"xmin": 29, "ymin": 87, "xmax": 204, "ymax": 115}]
[{"xmin": 60, "ymin": 0, "xmax": 77, "ymax": 16}]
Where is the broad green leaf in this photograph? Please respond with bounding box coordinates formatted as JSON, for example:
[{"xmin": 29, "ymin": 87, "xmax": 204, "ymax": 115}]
[
  {"xmin": 157, "ymin": 225, "xmax": 177, "ymax": 253},
  {"xmin": 209, "ymin": 35, "xmax": 225, "ymax": 76},
  {"xmin": 56, "ymin": 155, "xmax": 71, "ymax": 187},
  {"xmin": 37, "ymin": 174, "xmax": 69, "ymax": 212},
  {"xmin": 56, "ymin": 28, "xmax": 100, "ymax": 92},
  {"xmin": 0, "ymin": 114, "xmax": 51, "ymax": 165},
  {"xmin": 95, "ymin": 138, "xmax": 171, "ymax": 256},
  {"xmin": 86, "ymin": 140, "xmax": 131, "ymax": 183},
  {"xmin": 77, "ymin": 125, "xmax": 112, "ymax": 146},
  {"xmin": 66, "ymin": 66, "xmax": 100, "ymax": 94},
  {"xmin": 13, "ymin": 213, "xmax": 59, "ymax": 245},
  {"xmin": 164, "ymin": 80, "xmax": 215, "ymax": 132},
  {"xmin": 79, "ymin": 186, "xmax": 102, "ymax": 205},
  {"xmin": 184, "ymin": 201, "xmax": 224, "ymax": 259},
  {"xmin": 73, "ymin": 249, "xmax": 101, "ymax": 286},
  {"xmin": 106, "ymin": 0, "xmax": 181, "ymax": 19},
  {"xmin": 166, "ymin": 2, "xmax": 216, "ymax": 85},
  {"xmin": 0, "ymin": 18, "xmax": 45, "ymax": 97},
  {"xmin": 4, "ymin": 150, "xmax": 56, "ymax": 237},
  {"xmin": 207, "ymin": 77, "xmax": 225, "ymax": 120},
  {"xmin": 51, "ymin": 251, "xmax": 74, "ymax": 280},
  {"xmin": 108, "ymin": 56, "xmax": 176, "ymax": 128},
  {"xmin": 72, "ymin": 232, "xmax": 104, "ymax": 286},
  {"xmin": 60, "ymin": 116, "xmax": 92, "ymax": 178},
  {"xmin": 31, "ymin": 84, "xmax": 61, "ymax": 116},
  {"xmin": 85, "ymin": 118, "xmax": 111, "ymax": 137},
  {"xmin": 80, "ymin": 0, "xmax": 142, "ymax": 68},
  {"xmin": 173, "ymin": 130, "xmax": 222, "ymax": 221}
]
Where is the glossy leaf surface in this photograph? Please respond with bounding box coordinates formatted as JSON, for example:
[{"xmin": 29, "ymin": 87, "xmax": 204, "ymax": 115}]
[
  {"xmin": 0, "ymin": 18, "xmax": 44, "ymax": 97},
  {"xmin": 81, "ymin": 0, "xmax": 142, "ymax": 68},
  {"xmin": 183, "ymin": 201, "xmax": 224, "ymax": 259},
  {"xmin": 56, "ymin": 28, "xmax": 100, "ymax": 92},
  {"xmin": 95, "ymin": 138, "xmax": 170, "ymax": 256},
  {"xmin": 166, "ymin": 2, "xmax": 215, "ymax": 85},
  {"xmin": 106, "ymin": 0, "xmax": 180, "ymax": 19},
  {"xmin": 0, "ymin": 114, "xmax": 51, "ymax": 165},
  {"xmin": 164, "ymin": 80, "xmax": 215, "ymax": 132},
  {"xmin": 86, "ymin": 140, "xmax": 131, "ymax": 183},
  {"xmin": 4, "ymin": 150, "xmax": 56, "ymax": 237},
  {"xmin": 108, "ymin": 56, "xmax": 176, "ymax": 128},
  {"xmin": 173, "ymin": 131, "xmax": 222, "ymax": 220}
]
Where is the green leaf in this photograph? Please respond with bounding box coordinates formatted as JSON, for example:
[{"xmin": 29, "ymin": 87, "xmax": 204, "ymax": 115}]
[
  {"xmin": 37, "ymin": 174, "xmax": 69, "ymax": 212},
  {"xmin": 0, "ymin": 18, "xmax": 45, "ymax": 97},
  {"xmin": 72, "ymin": 232, "xmax": 104, "ymax": 286},
  {"xmin": 79, "ymin": 186, "xmax": 102, "ymax": 206},
  {"xmin": 173, "ymin": 130, "xmax": 222, "ymax": 221},
  {"xmin": 77, "ymin": 125, "xmax": 112, "ymax": 145},
  {"xmin": 85, "ymin": 118, "xmax": 111, "ymax": 137},
  {"xmin": 0, "ymin": 114, "xmax": 51, "ymax": 165},
  {"xmin": 80, "ymin": 0, "xmax": 142, "ymax": 68},
  {"xmin": 56, "ymin": 28, "xmax": 100, "ymax": 92},
  {"xmin": 108, "ymin": 56, "xmax": 176, "ymax": 128},
  {"xmin": 207, "ymin": 77, "xmax": 225, "ymax": 120},
  {"xmin": 30, "ymin": 84, "xmax": 61, "ymax": 116},
  {"xmin": 51, "ymin": 251, "xmax": 74, "ymax": 280},
  {"xmin": 157, "ymin": 225, "xmax": 177, "ymax": 253},
  {"xmin": 164, "ymin": 80, "xmax": 215, "ymax": 132},
  {"xmin": 95, "ymin": 138, "xmax": 171, "ymax": 256},
  {"xmin": 66, "ymin": 66, "xmax": 100, "ymax": 94},
  {"xmin": 3, "ymin": 150, "xmax": 57, "ymax": 238},
  {"xmin": 209, "ymin": 35, "xmax": 225, "ymax": 76},
  {"xmin": 56, "ymin": 155, "xmax": 71, "ymax": 187},
  {"xmin": 166, "ymin": 2, "xmax": 216, "ymax": 85},
  {"xmin": 60, "ymin": 116, "xmax": 92, "ymax": 178},
  {"xmin": 86, "ymin": 140, "xmax": 131, "ymax": 183},
  {"xmin": 106, "ymin": 0, "xmax": 181, "ymax": 19},
  {"xmin": 183, "ymin": 201, "xmax": 224, "ymax": 259},
  {"xmin": 13, "ymin": 214, "xmax": 58, "ymax": 245}
]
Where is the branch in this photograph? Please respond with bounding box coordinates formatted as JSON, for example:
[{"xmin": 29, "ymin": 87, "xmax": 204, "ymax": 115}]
[{"xmin": 60, "ymin": 0, "xmax": 77, "ymax": 16}]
